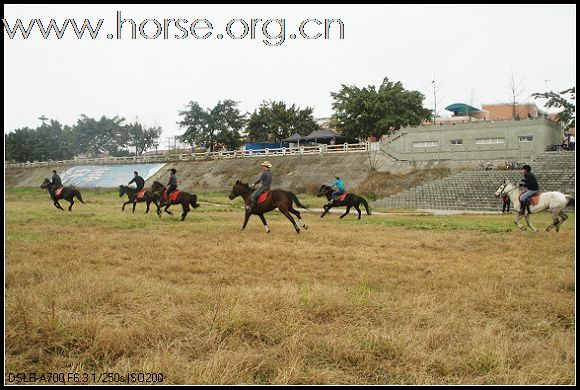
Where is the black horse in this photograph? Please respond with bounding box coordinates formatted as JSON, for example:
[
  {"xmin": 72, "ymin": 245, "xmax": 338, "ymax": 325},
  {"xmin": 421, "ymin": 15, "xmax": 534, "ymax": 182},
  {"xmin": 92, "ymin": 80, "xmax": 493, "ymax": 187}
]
[
  {"xmin": 317, "ymin": 184, "xmax": 371, "ymax": 219},
  {"xmin": 151, "ymin": 181, "xmax": 199, "ymax": 221},
  {"xmin": 228, "ymin": 180, "xmax": 308, "ymax": 234},
  {"xmin": 40, "ymin": 178, "xmax": 85, "ymax": 211},
  {"xmin": 118, "ymin": 185, "xmax": 161, "ymax": 217}
]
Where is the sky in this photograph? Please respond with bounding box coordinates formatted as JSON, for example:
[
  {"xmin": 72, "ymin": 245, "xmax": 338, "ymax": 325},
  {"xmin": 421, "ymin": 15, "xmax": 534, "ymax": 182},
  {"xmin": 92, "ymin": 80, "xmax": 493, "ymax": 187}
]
[{"xmin": 3, "ymin": 4, "xmax": 577, "ymax": 142}]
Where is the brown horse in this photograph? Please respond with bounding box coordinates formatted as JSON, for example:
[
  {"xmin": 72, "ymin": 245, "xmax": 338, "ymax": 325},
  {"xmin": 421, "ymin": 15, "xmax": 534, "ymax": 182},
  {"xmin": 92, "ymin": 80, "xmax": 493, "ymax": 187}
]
[
  {"xmin": 118, "ymin": 185, "xmax": 161, "ymax": 217},
  {"xmin": 317, "ymin": 184, "xmax": 371, "ymax": 219},
  {"xmin": 151, "ymin": 181, "xmax": 199, "ymax": 221},
  {"xmin": 40, "ymin": 178, "xmax": 85, "ymax": 211},
  {"xmin": 228, "ymin": 180, "xmax": 308, "ymax": 234}
]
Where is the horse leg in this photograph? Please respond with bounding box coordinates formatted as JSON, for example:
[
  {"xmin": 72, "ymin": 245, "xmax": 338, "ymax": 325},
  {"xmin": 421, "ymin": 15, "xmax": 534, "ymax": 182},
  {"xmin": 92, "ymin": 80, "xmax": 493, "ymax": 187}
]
[
  {"xmin": 145, "ymin": 200, "xmax": 151, "ymax": 214},
  {"xmin": 513, "ymin": 213, "xmax": 526, "ymax": 230},
  {"xmin": 555, "ymin": 211, "xmax": 568, "ymax": 232},
  {"xmin": 354, "ymin": 203, "xmax": 362, "ymax": 219},
  {"xmin": 281, "ymin": 208, "xmax": 300, "ymax": 234},
  {"xmin": 320, "ymin": 204, "xmax": 331, "ymax": 218},
  {"xmin": 54, "ymin": 200, "xmax": 65, "ymax": 211},
  {"xmin": 289, "ymin": 207, "xmax": 308, "ymax": 230},
  {"xmin": 258, "ymin": 214, "xmax": 270, "ymax": 233},
  {"xmin": 122, "ymin": 200, "xmax": 132, "ymax": 211},
  {"xmin": 524, "ymin": 215, "xmax": 538, "ymax": 232},
  {"xmin": 68, "ymin": 199, "xmax": 74, "ymax": 211},
  {"xmin": 164, "ymin": 204, "xmax": 173, "ymax": 215},
  {"xmin": 155, "ymin": 200, "xmax": 162, "ymax": 218},
  {"xmin": 241, "ymin": 210, "xmax": 251, "ymax": 231},
  {"xmin": 181, "ymin": 203, "xmax": 189, "ymax": 221},
  {"xmin": 339, "ymin": 205, "xmax": 352, "ymax": 219},
  {"xmin": 132, "ymin": 201, "xmax": 137, "ymax": 213}
]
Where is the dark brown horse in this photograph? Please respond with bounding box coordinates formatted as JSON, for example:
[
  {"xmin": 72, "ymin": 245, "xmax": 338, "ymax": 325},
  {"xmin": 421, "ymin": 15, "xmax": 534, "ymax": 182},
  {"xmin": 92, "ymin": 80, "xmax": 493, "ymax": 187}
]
[
  {"xmin": 40, "ymin": 178, "xmax": 85, "ymax": 211},
  {"xmin": 119, "ymin": 185, "xmax": 161, "ymax": 217},
  {"xmin": 228, "ymin": 180, "xmax": 308, "ymax": 234},
  {"xmin": 317, "ymin": 184, "xmax": 371, "ymax": 220},
  {"xmin": 151, "ymin": 180, "xmax": 199, "ymax": 221}
]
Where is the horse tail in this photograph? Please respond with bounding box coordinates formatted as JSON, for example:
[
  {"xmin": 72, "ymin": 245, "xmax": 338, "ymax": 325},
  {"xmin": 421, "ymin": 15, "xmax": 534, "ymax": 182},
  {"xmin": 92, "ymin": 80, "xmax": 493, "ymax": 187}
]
[
  {"xmin": 287, "ymin": 191, "xmax": 308, "ymax": 209},
  {"xmin": 565, "ymin": 195, "xmax": 575, "ymax": 209},
  {"xmin": 359, "ymin": 196, "xmax": 371, "ymax": 215},
  {"xmin": 75, "ymin": 190, "xmax": 85, "ymax": 204},
  {"xmin": 190, "ymin": 194, "xmax": 199, "ymax": 208}
]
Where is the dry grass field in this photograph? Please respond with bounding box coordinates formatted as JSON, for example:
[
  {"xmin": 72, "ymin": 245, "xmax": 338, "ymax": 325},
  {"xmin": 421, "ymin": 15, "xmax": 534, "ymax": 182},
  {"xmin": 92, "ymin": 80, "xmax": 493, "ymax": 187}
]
[{"xmin": 5, "ymin": 188, "xmax": 576, "ymax": 385}]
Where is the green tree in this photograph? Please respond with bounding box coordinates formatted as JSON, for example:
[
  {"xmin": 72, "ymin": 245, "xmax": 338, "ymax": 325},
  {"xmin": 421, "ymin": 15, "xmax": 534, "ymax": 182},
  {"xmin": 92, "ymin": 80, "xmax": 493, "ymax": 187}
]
[
  {"xmin": 532, "ymin": 87, "xmax": 575, "ymax": 130},
  {"xmin": 177, "ymin": 100, "xmax": 245, "ymax": 151},
  {"xmin": 246, "ymin": 100, "xmax": 320, "ymax": 142},
  {"xmin": 5, "ymin": 120, "xmax": 74, "ymax": 162},
  {"xmin": 331, "ymin": 77, "xmax": 432, "ymax": 140},
  {"xmin": 126, "ymin": 122, "xmax": 162, "ymax": 156},
  {"xmin": 70, "ymin": 115, "xmax": 128, "ymax": 157}
]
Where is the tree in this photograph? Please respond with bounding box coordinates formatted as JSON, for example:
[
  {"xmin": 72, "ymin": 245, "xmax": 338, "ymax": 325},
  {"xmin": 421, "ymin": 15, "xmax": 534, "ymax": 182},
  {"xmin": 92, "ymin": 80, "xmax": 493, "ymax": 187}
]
[
  {"xmin": 246, "ymin": 100, "xmax": 320, "ymax": 142},
  {"xmin": 507, "ymin": 69, "xmax": 525, "ymax": 119},
  {"xmin": 331, "ymin": 77, "xmax": 432, "ymax": 141},
  {"xmin": 5, "ymin": 119, "xmax": 74, "ymax": 162},
  {"xmin": 126, "ymin": 122, "xmax": 162, "ymax": 155},
  {"xmin": 532, "ymin": 87, "xmax": 576, "ymax": 130},
  {"xmin": 177, "ymin": 100, "xmax": 245, "ymax": 151},
  {"xmin": 70, "ymin": 115, "xmax": 128, "ymax": 157}
]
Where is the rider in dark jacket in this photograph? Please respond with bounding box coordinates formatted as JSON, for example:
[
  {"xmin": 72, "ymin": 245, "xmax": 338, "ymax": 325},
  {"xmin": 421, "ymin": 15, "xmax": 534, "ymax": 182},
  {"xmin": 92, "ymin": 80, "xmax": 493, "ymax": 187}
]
[
  {"xmin": 518, "ymin": 164, "xmax": 539, "ymax": 214},
  {"xmin": 165, "ymin": 168, "xmax": 178, "ymax": 201},
  {"xmin": 128, "ymin": 171, "xmax": 145, "ymax": 193},
  {"xmin": 51, "ymin": 170, "xmax": 62, "ymax": 193}
]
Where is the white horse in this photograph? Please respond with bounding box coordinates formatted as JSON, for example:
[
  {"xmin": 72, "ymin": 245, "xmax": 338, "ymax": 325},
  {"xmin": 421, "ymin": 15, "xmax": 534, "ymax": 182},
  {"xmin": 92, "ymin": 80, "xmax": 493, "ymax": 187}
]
[{"xmin": 495, "ymin": 180, "xmax": 574, "ymax": 232}]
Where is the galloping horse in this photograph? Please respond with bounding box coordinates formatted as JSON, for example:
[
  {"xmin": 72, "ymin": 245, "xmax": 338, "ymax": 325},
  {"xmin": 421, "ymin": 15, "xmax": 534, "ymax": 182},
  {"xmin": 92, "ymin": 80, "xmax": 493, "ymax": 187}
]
[
  {"xmin": 118, "ymin": 185, "xmax": 161, "ymax": 217},
  {"xmin": 317, "ymin": 184, "xmax": 371, "ymax": 220},
  {"xmin": 151, "ymin": 180, "xmax": 199, "ymax": 221},
  {"xmin": 228, "ymin": 180, "xmax": 308, "ymax": 234},
  {"xmin": 495, "ymin": 180, "xmax": 574, "ymax": 232},
  {"xmin": 40, "ymin": 178, "xmax": 85, "ymax": 211}
]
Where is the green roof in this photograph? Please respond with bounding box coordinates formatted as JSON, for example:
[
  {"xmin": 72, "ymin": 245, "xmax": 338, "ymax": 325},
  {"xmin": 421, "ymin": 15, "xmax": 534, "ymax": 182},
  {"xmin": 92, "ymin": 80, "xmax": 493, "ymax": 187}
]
[{"xmin": 445, "ymin": 103, "xmax": 481, "ymax": 115}]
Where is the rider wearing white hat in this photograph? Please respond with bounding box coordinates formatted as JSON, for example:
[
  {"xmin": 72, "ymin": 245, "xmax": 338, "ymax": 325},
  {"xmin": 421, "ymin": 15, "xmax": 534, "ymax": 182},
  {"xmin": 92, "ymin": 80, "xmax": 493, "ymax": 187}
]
[{"xmin": 249, "ymin": 161, "xmax": 272, "ymax": 212}]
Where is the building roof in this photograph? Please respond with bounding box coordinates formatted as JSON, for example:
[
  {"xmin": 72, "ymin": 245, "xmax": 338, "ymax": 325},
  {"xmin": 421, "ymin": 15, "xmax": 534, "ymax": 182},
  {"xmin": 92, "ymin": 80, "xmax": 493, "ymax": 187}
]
[
  {"xmin": 445, "ymin": 103, "xmax": 482, "ymax": 115},
  {"xmin": 302, "ymin": 129, "xmax": 346, "ymax": 140},
  {"xmin": 281, "ymin": 132, "xmax": 304, "ymax": 142}
]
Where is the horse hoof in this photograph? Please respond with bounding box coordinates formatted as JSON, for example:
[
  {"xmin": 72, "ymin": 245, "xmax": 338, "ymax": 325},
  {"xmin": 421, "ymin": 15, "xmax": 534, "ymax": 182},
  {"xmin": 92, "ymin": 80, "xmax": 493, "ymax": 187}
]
[{"xmin": 303, "ymin": 225, "xmax": 308, "ymax": 230}]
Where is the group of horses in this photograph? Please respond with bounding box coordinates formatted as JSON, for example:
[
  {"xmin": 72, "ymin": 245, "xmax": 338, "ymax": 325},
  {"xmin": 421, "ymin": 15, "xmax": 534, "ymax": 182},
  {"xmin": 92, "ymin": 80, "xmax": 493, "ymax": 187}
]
[{"xmin": 40, "ymin": 177, "xmax": 573, "ymax": 234}]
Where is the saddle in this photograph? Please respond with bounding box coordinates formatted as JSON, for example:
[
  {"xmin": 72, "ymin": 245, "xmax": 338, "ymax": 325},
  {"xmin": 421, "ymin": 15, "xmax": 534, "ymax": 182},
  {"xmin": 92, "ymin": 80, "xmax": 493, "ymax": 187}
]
[
  {"xmin": 163, "ymin": 189, "xmax": 181, "ymax": 202},
  {"xmin": 520, "ymin": 193, "xmax": 541, "ymax": 207},
  {"xmin": 257, "ymin": 191, "xmax": 270, "ymax": 204},
  {"xmin": 54, "ymin": 186, "xmax": 64, "ymax": 197},
  {"xmin": 136, "ymin": 189, "xmax": 146, "ymax": 199},
  {"xmin": 334, "ymin": 193, "xmax": 347, "ymax": 202}
]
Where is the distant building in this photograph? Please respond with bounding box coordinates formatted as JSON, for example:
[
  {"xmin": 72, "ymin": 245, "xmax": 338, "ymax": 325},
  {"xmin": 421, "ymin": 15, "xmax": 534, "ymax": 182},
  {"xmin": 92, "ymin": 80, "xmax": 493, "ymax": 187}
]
[
  {"xmin": 481, "ymin": 102, "xmax": 548, "ymax": 121},
  {"xmin": 380, "ymin": 118, "xmax": 561, "ymax": 161}
]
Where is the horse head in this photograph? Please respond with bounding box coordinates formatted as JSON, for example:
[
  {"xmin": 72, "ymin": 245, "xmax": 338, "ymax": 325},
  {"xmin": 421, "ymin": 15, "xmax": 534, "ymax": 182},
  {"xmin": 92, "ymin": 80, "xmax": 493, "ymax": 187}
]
[
  {"xmin": 317, "ymin": 184, "xmax": 331, "ymax": 198},
  {"xmin": 151, "ymin": 180, "xmax": 164, "ymax": 193},
  {"xmin": 495, "ymin": 180, "xmax": 515, "ymax": 198},
  {"xmin": 40, "ymin": 178, "xmax": 51, "ymax": 189},
  {"xmin": 119, "ymin": 185, "xmax": 127, "ymax": 197},
  {"xmin": 229, "ymin": 180, "xmax": 251, "ymax": 200}
]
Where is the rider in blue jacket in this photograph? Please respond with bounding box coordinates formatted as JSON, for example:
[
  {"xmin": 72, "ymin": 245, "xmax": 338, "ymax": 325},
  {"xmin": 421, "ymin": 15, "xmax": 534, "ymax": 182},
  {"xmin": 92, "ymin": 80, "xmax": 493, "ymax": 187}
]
[{"xmin": 329, "ymin": 176, "xmax": 345, "ymax": 204}]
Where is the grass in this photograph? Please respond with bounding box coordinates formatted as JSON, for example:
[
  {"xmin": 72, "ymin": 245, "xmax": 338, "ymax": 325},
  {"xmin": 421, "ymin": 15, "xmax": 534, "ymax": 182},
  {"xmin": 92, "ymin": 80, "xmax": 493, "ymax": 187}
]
[{"xmin": 4, "ymin": 188, "xmax": 576, "ymax": 385}]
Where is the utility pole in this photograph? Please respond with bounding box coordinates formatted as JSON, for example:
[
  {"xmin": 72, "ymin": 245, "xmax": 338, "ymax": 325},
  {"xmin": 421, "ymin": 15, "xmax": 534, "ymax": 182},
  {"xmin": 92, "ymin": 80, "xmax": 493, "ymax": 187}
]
[{"xmin": 38, "ymin": 115, "xmax": 48, "ymax": 126}]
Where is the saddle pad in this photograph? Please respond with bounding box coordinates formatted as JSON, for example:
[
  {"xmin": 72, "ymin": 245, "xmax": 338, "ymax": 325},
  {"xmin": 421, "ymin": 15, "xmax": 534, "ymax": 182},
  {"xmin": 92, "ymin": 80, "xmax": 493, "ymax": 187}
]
[
  {"xmin": 529, "ymin": 193, "xmax": 541, "ymax": 207},
  {"xmin": 337, "ymin": 193, "xmax": 348, "ymax": 202},
  {"xmin": 54, "ymin": 186, "xmax": 64, "ymax": 197},
  {"xmin": 137, "ymin": 189, "xmax": 146, "ymax": 199},
  {"xmin": 257, "ymin": 191, "xmax": 270, "ymax": 204},
  {"xmin": 164, "ymin": 190, "xmax": 181, "ymax": 202}
]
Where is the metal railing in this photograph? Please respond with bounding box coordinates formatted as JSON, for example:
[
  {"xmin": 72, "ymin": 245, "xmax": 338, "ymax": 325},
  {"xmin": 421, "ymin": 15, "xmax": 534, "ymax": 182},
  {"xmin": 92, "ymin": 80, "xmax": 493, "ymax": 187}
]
[{"xmin": 5, "ymin": 142, "xmax": 373, "ymax": 169}]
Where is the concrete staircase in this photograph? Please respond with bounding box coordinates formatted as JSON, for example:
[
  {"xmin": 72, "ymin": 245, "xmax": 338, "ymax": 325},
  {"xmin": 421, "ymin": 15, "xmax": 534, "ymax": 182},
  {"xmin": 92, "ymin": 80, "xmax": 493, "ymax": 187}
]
[{"xmin": 373, "ymin": 152, "xmax": 575, "ymax": 211}]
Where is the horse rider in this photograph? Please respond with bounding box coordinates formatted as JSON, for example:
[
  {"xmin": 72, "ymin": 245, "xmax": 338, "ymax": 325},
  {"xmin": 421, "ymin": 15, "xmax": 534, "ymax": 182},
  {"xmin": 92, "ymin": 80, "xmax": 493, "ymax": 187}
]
[
  {"xmin": 249, "ymin": 161, "xmax": 272, "ymax": 212},
  {"xmin": 165, "ymin": 168, "xmax": 178, "ymax": 202},
  {"xmin": 518, "ymin": 164, "xmax": 539, "ymax": 215},
  {"xmin": 328, "ymin": 175, "xmax": 345, "ymax": 205},
  {"xmin": 50, "ymin": 170, "xmax": 62, "ymax": 198},
  {"xmin": 128, "ymin": 171, "xmax": 145, "ymax": 194}
]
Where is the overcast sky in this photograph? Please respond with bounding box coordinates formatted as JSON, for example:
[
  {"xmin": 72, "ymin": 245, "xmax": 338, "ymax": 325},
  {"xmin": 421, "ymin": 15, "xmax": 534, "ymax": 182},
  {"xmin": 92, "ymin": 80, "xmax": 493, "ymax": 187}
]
[{"xmin": 4, "ymin": 4, "xmax": 576, "ymax": 141}]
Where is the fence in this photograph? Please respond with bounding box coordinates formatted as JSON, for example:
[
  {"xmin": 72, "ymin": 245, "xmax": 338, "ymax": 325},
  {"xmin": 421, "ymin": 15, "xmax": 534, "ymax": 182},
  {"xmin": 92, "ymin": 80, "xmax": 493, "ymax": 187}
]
[{"xmin": 5, "ymin": 142, "xmax": 374, "ymax": 169}]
